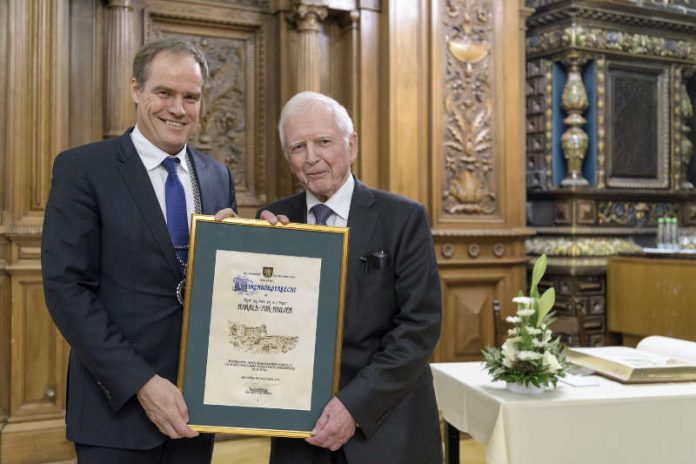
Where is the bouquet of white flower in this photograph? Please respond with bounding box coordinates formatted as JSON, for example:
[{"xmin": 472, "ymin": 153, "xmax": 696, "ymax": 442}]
[{"xmin": 482, "ymin": 254, "xmax": 568, "ymax": 389}]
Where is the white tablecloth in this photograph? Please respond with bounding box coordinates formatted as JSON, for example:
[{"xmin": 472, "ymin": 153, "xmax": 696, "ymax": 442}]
[{"xmin": 431, "ymin": 362, "xmax": 696, "ymax": 464}]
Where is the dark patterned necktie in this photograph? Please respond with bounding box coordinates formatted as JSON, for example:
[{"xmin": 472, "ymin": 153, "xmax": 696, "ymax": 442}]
[
  {"xmin": 162, "ymin": 157, "xmax": 189, "ymax": 273},
  {"xmin": 311, "ymin": 203, "xmax": 334, "ymax": 225}
]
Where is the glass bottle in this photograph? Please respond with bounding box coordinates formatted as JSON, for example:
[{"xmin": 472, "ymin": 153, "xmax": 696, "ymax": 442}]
[{"xmin": 657, "ymin": 217, "xmax": 666, "ymax": 249}]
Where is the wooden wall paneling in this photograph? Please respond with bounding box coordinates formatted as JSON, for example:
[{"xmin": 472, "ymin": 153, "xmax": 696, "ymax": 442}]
[
  {"xmin": 430, "ymin": 0, "xmax": 532, "ymax": 360},
  {"xmin": 607, "ymin": 256, "xmax": 696, "ymax": 344},
  {"xmin": 6, "ymin": 0, "xmax": 70, "ymax": 227},
  {"xmin": 0, "ymin": 0, "xmax": 7, "ymax": 221},
  {"xmin": 379, "ymin": 0, "xmax": 429, "ymax": 203},
  {"xmin": 274, "ymin": 7, "xmax": 299, "ymax": 198},
  {"xmin": 434, "ymin": 267, "xmax": 523, "ymax": 362},
  {"xmin": 3, "ymin": 269, "xmax": 72, "ymax": 464},
  {"xmin": 0, "ymin": 239, "xmax": 9, "ymax": 441},
  {"xmin": 354, "ymin": 6, "xmax": 380, "ymax": 187},
  {"xmin": 104, "ymin": 0, "xmax": 137, "ymax": 139},
  {"xmin": 144, "ymin": 0, "xmax": 276, "ymax": 217},
  {"xmin": 69, "ymin": 0, "xmax": 105, "ymax": 148},
  {"xmin": 328, "ymin": 11, "xmax": 358, "ymax": 123},
  {"xmin": 1, "ymin": 0, "xmax": 73, "ymax": 461},
  {"xmin": 0, "ymin": 0, "xmax": 8, "ymax": 436}
]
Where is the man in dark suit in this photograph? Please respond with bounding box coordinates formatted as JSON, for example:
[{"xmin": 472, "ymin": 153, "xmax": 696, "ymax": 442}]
[
  {"xmin": 260, "ymin": 92, "xmax": 442, "ymax": 463},
  {"xmin": 41, "ymin": 38, "xmax": 236, "ymax": 463}
]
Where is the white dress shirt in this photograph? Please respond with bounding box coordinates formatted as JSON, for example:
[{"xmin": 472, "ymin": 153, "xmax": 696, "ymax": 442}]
[
  {"xmin": 306, "ymin": 174, "xmax": 354, "ymax": 227},
  {"xmin": 130, "ymin": 126, "xmax": 195, "ymax": 229}
]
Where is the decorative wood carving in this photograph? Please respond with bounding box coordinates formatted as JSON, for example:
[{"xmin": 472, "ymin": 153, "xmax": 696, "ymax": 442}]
[
  {"xmin": 145, "ymin": 6, "xmax": 270, "ymax": 208},
  {"xmin": 560, "ymin": 53, "xmax": 590, "ymax": 187},
  {"xmin": 597, "ymin": 201, "xmax": 676, "ymax": 226},
  {"xmin": 104, "ymin": 0, "xmax": 136, "ymax": 138},
  {"xmin": 606, "ymin": 61, "xmax": 670, "ymax": 189},
  {"xmin": 287, "ymin": 3, "xmax": 329, "ymax": 92},
  {"xmin": 676, "ymin": 66, "xmax": 695, "ymax": 190},
  {"xmin": 525, "ymin": 58, "xmax": 553, "ymax": 190},
  {"xmin": 526, "ymin": 0, "xmax": 696, "ymax": 349},
  {"xmin": 596, "ymin": 56, "xmax": 607, "ymax": 189},
  {"xmin": 441, "ymin": 0, "xmax": 496, "ymax": 215},
  {"xmin": 528, "ymin": 25, "xmax": 696, "ymax": 62}
]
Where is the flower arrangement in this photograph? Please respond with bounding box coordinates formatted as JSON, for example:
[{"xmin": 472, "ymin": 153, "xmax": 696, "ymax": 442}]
[{"xmin": 482, "ymin": 254, "xmax": 568, "ymax": 389}]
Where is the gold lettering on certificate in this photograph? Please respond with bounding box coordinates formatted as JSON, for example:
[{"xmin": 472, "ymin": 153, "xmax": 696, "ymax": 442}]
[{"xmin": 203, "ymin": 250, "xmax": 321, "ymax": 410}]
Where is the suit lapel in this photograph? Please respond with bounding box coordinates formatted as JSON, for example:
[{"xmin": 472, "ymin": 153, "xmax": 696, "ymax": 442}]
[
  {"xmin": 113, "ymin": 132, "xmax": 182, "ymax": 278},
  {"xmin": 346, "ymin": 179, "xmax": 378, "ymax": 276},
  {"xmin": 189, "ymin": 148, "xmax": 212, "ymax": 214},
  {"xmin": 286, "ymin": 193, "xmax": 307, "ymax": 223}
]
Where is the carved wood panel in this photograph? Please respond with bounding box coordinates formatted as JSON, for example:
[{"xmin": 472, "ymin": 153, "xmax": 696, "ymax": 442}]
[
  {"xmin": 0, "ymin": 264, "xmax": 9, "ymax": 422},
  {"xmin": 438, "ymin": 0, "xmax": 497, "ymax": 217},
  {"xmin": 10, "ymin": 274, "xmax": 67, "ymax": 418},
  {"xmin": 435, "ymin": 269, "xmax": 509, "ymax": 362},
  {"xmin": 144, "ymin": 2, "xmax": 275, "ymax": 210},
  {"xmin": 6, "ymin": 0, "xmax": 69, "ymax": 225}
]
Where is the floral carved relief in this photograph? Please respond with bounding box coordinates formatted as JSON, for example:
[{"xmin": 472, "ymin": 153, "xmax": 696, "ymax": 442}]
[
  {"xmin": 161, "ymin": 32, "xmax": 258, "ymax": 196},
  {"xmin": 597, "ymin": 201, "xmax": 678, "ymax": 226},
  {"xmin": 441, "ymin": 0, "xmax": 496, "ymax": 215},
  {"xmin": 192, "ymin": 37, "xmax": 248, "ymax": 183}
]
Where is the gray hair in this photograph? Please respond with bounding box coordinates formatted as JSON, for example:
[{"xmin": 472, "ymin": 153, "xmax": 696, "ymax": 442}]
[
  {"xmin": 278, "ymin": 92, "xmax": 354, "ymax": 155},
  {"xmin": 132, "ymin": 38, "xmax": 209, "ymax": 89}
]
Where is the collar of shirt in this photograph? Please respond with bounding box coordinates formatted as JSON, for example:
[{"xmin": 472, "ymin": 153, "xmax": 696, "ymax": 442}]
[
  {"xmin": 131, "ymin": 125, "xmax": 189, "ymax": 172},
  {"xmin": 306, "ymin": 174, "xmax": 354, "ymax": 226}
]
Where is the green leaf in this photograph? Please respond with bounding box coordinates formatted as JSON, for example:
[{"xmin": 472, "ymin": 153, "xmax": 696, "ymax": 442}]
[
  {"xmin": 536, "ymin": 287, "xmax": 555, "ymax": 326},
  {"xmin": 530, "ymin": 254, "xmax": 547, "ymax": 296}
]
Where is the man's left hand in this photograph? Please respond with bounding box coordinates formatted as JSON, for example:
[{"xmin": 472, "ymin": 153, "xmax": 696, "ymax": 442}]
[
  {"xmin": 305, "ymin": 397, "xmax": 356, "ymax": 451},
  {"xmin": 214, "ymin": 208, "xmax": 237, "ymax": 220}
]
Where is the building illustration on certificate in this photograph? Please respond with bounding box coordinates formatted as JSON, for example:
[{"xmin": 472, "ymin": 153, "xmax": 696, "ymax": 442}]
[{"xmin": 228, "ymin": 321, "xmax": 299, "ymax": 354}]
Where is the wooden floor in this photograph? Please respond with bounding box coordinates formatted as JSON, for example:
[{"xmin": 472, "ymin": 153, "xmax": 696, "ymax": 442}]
[{"xmin": 212, "ymin": 435, "xmax": 486, "ymax": 464}]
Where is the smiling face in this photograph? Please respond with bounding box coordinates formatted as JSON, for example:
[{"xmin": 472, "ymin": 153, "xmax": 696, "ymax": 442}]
[
  {"xmin": 130, "ymin": 51, "xmax": 203, "ymax": 155},
  {"xmin": 283, "ymin": 105, "xmax": 358, "ymax": 202}
]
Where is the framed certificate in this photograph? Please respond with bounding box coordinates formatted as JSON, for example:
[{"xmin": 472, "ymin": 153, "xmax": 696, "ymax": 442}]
[{"xmin": 177, "ymin": 215, "xmax": 349, "ymax": 438}]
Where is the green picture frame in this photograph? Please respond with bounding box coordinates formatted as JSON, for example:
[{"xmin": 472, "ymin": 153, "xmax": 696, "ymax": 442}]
[{"xmin": 177, "ymin": 215, "xmax": 349, "ymax": 438}]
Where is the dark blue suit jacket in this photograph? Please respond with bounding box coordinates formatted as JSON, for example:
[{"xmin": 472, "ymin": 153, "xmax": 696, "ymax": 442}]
[
  {"xmin": 263, "ymin": 179, "xmax": 443, "ymax": 464},
  {"xmin": 41, "ymin": 130, "xmax": 236, "ymax": 449}
]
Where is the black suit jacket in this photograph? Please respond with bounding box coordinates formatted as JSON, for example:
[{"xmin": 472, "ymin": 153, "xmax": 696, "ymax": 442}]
[
  {"xmin": 41, "ymin": 130, "xmax": 236, "ymax": 449},
  {"xmin": 263, "ymin": 179, "xmax": 443, "ymax": 464}
]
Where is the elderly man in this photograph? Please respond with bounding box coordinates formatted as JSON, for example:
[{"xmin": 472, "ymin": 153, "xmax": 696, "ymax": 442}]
[
  {"xmin": 42, "ymin": 38, "xmax": 236, "ymax": 463},
  {"xmin": 261, "ymin": 92, "xmax": 443, "ymax": 463}
]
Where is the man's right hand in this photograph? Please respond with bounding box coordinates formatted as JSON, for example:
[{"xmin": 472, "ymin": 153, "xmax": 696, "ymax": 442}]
[{"xmin": 136, "ymin": 375, "xmax": 199, "ymax": 439}]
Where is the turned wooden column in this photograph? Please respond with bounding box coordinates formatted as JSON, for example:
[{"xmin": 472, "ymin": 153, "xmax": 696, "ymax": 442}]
[
  {"xmin": 104, "ymin": 0, "xmax": 135, "ymax": 138},
  {"xmin": 289, "ymin": 3, "xmax": 328, "ymax": 92}
]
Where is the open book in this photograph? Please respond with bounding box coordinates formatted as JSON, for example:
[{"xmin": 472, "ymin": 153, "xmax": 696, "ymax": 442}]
[{"xmin": 567, "ymin": 336, "xmax": 696, "ymax": 383}]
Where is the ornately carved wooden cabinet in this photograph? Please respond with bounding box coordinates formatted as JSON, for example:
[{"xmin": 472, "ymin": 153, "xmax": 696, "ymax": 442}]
[
  {"xmin": 524, "ymin": 0, "xmax": 696, "ymax": 346},
  {"xmin": 0, "ymin": 0, "xmax": 530, "ymax": 461}
]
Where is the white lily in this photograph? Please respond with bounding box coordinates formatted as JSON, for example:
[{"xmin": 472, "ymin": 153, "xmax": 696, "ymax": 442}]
[{"xmin": 512, "ymin": 296, "xmax": 533, "ymax": 306}]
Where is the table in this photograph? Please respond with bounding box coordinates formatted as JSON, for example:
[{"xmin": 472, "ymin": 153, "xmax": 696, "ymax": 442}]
[{"xmin": 431, "ymin": 362, "xmax": 696, "ymax": 464}]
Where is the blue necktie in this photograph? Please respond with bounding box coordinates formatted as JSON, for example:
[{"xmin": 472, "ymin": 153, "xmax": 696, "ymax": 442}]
[
  {"xmin": 162, "ymin": 157, "xmax": 189, "ymax": 274},
  {"xmin": 311, "ymin": 204, "xmax": 334, "ymax": 225}
]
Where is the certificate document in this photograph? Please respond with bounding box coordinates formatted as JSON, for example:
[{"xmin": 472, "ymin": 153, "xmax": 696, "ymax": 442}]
[{"xmin": 203, "ymin": 250, "xmax": 321, "ymax": 410}]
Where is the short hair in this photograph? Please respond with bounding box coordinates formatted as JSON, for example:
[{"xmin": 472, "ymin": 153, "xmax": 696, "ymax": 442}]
[
  {"xmin": 132, "ymin": 38, "xmax": 209, "ymax": 89},
  {"xmin": 278, "ymin": 92, "xmax": 354, "ymax": 155}
]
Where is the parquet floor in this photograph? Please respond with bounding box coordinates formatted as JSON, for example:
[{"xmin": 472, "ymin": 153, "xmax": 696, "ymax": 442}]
[{"xmin": 211, "ymin": 435, "xmax": 486, "ymax": 464}]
